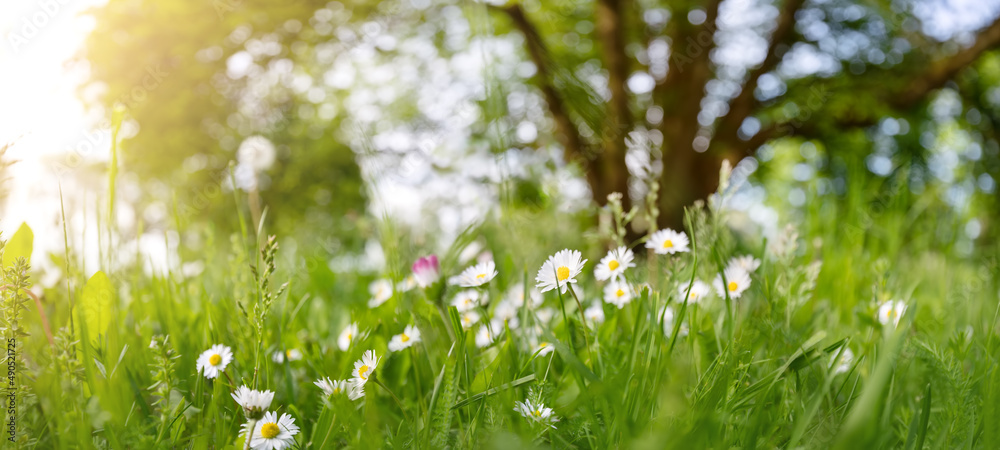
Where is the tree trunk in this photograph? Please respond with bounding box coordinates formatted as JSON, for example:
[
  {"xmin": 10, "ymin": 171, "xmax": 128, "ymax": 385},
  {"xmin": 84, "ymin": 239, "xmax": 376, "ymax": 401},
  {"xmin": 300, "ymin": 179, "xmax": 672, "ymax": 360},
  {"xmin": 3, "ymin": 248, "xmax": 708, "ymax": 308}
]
[{"xmin": 658, "ymin": 148, "xmax": 723, "ymax": 230}]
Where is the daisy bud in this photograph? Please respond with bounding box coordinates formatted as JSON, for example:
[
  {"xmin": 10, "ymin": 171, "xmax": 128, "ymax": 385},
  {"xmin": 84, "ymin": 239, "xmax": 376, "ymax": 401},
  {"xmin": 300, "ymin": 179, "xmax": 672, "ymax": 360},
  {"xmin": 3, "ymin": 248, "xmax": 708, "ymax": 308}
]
[
  {"xmin": 412, "ymin": 255, "xmax": 441, "ymax": 288},
  {"xmin": 231, "ymin": 386, "xmax": 274, "ymax": 420}
]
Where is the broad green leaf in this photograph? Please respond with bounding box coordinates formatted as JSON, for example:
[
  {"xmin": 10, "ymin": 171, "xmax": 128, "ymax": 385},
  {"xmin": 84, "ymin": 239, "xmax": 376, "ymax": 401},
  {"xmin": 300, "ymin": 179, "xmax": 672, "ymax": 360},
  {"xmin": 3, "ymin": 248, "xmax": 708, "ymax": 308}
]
[
  {"xmin": 77, "ymin": 271, "xmax": 114, "ymax": 342},
  {"xmin": 833, "ymin": 327, "xmax": 907, "ymax": 449},
  {"xmin": 2, "ymin": 222, "xmax": 33, "ymax": 269}
]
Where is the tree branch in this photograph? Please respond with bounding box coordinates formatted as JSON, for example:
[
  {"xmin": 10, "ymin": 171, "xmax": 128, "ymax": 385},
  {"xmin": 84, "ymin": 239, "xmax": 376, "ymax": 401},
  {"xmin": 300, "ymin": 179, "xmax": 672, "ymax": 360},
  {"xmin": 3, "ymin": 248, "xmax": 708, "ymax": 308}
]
[
  {"xmin": 893, "ymin": 14, "xmax": 1000, "ymax": 108},
  {"xmin": 655, "ymin": 0, "xmax": 724, "ymax": 227},
  {"xmin": 742, "ymin": 122, "xmax": 785, "ymax": 151},
  {"xmin": 715, "ymin": 0, "xmax": 805, "ymax": 149},
  {"xmin": 728, "ymin": 12, "xmax": 1000, "ymax": 157},
  {"xmin": 489, "ymin": 4, "xmax": 589, "ymax": 165},
  {"xmin": 594, "ymin": 0, "xmax": 634, "ymax": 209},
  {"xmin": 596, "ymin": 0, "xmax": 633, "ymax": 135},
  {"xmin": 660, "ymin": 0, "xmax": 723, "ymax": 97}
]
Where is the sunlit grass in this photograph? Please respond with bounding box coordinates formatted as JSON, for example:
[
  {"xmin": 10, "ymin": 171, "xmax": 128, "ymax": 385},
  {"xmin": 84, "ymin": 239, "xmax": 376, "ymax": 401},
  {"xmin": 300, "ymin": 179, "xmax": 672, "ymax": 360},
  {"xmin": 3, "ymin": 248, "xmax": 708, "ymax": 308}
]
[{"xmin": 5, "ymin": 164, "xmax": 1000, "ymax": 449}]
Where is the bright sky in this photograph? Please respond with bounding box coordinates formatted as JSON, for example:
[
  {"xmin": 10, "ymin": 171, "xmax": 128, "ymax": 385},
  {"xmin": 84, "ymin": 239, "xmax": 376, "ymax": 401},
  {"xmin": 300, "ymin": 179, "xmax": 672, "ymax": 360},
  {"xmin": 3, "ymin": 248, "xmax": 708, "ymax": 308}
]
[{"xmin": 1, "ymin": 0, "xmax": 107, "ymax": 281}]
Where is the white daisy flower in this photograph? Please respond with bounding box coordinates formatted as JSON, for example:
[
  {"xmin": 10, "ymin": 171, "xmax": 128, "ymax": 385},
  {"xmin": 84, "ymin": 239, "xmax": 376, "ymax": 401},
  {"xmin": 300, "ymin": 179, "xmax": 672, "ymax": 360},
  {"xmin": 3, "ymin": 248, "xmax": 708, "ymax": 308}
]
[
  {"xmin": 196, "ymin": 344, "xmax": 233, "ymax": 379},
  {"xmin": 396, "ymin": 275, "xmax": 417, "ymax": 293},
  {"xmin": 271, "ymin": 348, "xmax": 303, "ymax": 364},
  {"xmin": 507, "ymin": 282, "xmax": 543, "ymax": 309},
  {"xmin": 249, "ymin": 411, "xmax": 299, "ymax": 450},
  {"xmin": 475, "ymin": 324, "xmax": 496, "ymax": 348},
  {"xmin": 493, "ymin": 300, "xmax": 518, "ymax": 322},
  {"xmin": 677, "ymin": 280, "xmax": 711, "ymax": 304},
  {"xmin": 491, "ymin": 317, "xmax": 510, "ymax": 332},
  {"xmin": 491, "ymin": 302, "xmax": 521, "ymax": 329},
  {"xmin": 535, "ymin": 307, "xmax": 555, "ymax": 324},
  {"xmin": 337, "ymin": 322, "xmax": 366, "ymax": 351},
  {"xmin": 646, "ymin": 228, "xmax": 690, "ymax": 255},
  {"xmin": 535, "ymin": 249, "xmax": 587, "ymax": 294},
  {"xmin": 450, "ymin": 260, "xmax": 499, "ymax": 287},
  {"xmin": 388, "ymin": 325, "xmax": 421, "ymax": 352},
  {"xmin": 603, "ymin": 279, "xmax": 633, "ymax": 309},
  {"xmin": 451, "ymin": 290, "xmax": 483, "ymax": 312},
  {"xmin": 594, "ymin": 246, "xmax": 636, "ymax": 281},
  {"xmin": 659, "ymin": 307, "xmax": 689, "ymax": 338},
  {"xmin": 367, "ymin": 278, "xmax": 393, "ymax": 308},
  {"xmin": 877, "ymin": 300, "xmax": 907, "ymax": 328},
  {"xmin": 534, "ymin": 341, "xmax": 555, "ymax": 357},
  {"xmin": 314, "ymin": 377, "xmax": 350, "ymax": 398},
  {"xmin": 232, "ymin": 386, "xmax": 273, "ymax": 420},
  {"xmin": 460, "ymin": 310, "xmax": 481, "ymax": 329},
  {"xmin": 347, "ymin": 383, "xmax": 365, "ymax": 400},
  {"xmin": 713, "ymin": 267, "xmax": 751, "ymax": 299},
  {"xmin": 514, "ymin": 399, "xmax": 558, "ymax": 428},
  {"xmin": 351, "ymin": 350, "xmax": 381, "ymax": 388},
  {"xmin": 830, "ymin": 348, "xmax": 854, "ymax": 375},
  {"xmin": 728, "ymin": 254, "xmax": 761, "ymax": 273},
  {"xmin": 584, "ymin": 303, "xmax": 605, "ymax": 325}
]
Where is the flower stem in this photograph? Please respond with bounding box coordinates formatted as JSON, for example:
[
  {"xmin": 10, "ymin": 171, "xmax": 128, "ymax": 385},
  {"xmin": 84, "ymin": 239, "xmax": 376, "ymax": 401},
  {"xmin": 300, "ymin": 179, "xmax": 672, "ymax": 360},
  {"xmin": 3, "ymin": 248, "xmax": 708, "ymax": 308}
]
[
  {"xmin": 565, "ymin": 284, "xmax": 593, "ymax": 367},
  {"xmin": 436, "ymin": 304, "xmax": 456, "ymax": 342},
  {"xmin": 243, "ymin": 418, "xmax": 257, "ymax": 450},
  {"xmin": 373, "ymin": 378, "xmax": 411, "ymax": 423}
]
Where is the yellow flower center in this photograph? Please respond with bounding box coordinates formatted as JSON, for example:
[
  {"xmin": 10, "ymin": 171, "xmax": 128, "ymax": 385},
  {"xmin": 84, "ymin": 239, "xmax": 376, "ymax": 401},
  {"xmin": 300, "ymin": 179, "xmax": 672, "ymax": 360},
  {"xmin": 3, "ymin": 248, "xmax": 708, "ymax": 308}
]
[
  {"xmin": 260, "ymin": 422, "xmax": 280, "ymax": 439},
  {"xmin": 209, "ymin": 354, "xmax": 222, "ymax": 366},
  {"xmin": 888, "ymin": 309, "xmax": 896, "ymax": 318},
  {"xmin": 358, "ymin": 365, "xmax": 370, "ymax": 380},
  {"xmin": 401, "ymin": 333, "xmax": 410, "ymax": 343},
  {"xmin": 608, "ymin": 260, "xmax": 619, "ymax": 271},
  {"xmin": 616, "ymin": 289, "xmax": 625, "ymax": 297},
  {"xmin": 333, "ymin": 387, "xmax": 341, "ymax": 394},
  {"xmin": 476, "ymin": 273, "xmax": 486, "ymax": 280},
  {"xmin": 539, "ymin": 342, "xmax": 549, "ymax": 349},
  {"xmin": 727, "ymin": 281, "xmax": 738, "ymax": 292},
  {"xmin": 663, "ymin": 239, "xmax": 674, "ymax": 249},
  {"xmin": 556, "ymin": 266, "xmax": 570, "ymax": 281},
  {"xmin": 347, "ymin": 333, "xmax": 352, "ymax": 341},
  {"xmin": 533, "ymin": 409, "xmax": 541, "ymax": 417}
]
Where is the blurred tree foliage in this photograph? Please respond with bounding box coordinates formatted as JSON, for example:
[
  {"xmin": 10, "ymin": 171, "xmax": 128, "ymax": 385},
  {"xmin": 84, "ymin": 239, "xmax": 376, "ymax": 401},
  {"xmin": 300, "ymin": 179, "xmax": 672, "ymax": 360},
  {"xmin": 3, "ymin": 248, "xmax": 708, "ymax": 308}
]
[
  {"xmin": 81, "ymin": 0, "xmax": 1000, "ymax": 252},
  {"xmin": 486, "ymin": 0, "xmax": 1000, "ymax": 237},
  {"xmin": 80, "ymin": 0, "xmax": 374, "ymax": 255}
]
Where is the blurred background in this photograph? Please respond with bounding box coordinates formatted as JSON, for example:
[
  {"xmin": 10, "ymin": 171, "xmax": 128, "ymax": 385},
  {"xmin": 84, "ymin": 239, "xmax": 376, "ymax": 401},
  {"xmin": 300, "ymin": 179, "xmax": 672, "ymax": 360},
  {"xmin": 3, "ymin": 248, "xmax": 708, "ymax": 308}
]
[{"xmin": 2, "ymin": 0, "xmax": 1000, "ymax": 285}]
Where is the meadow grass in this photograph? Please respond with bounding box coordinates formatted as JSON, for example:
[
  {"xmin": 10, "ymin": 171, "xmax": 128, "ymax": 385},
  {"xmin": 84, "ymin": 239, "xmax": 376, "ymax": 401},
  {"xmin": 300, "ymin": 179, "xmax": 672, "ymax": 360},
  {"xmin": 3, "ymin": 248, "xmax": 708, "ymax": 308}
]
[{"xmin": 4, "ymin": 170, "xmax": 1000, "ymax": 450}]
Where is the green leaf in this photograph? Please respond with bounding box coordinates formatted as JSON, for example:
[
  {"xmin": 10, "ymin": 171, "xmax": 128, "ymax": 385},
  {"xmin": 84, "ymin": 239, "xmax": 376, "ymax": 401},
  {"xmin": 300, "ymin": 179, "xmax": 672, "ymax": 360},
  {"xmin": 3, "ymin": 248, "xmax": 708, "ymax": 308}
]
[
  {"xmin": 904, "ymin": 383, "xmax": 932, "ymax": 450},
  {"xmin": 453, "ymin": 374, "xmax": 536, "ymax": 409},
  {"xmin": 470, "ymin": 322, "xmax": 514, "ymax": 393},
  {"xmin": 2, "ymin": 222, "xmax": 33, "ymax": 268},
  {"xmin": 77, "ymin": 271, "xmax": 115, "ymax": 342},
  {"xmin": 833, "ymin": 327, "xmax": 907, "ymax": 449},
  {"xmin": 108, "ymin": 105, "xmax": 124, "ymax": 223}
]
